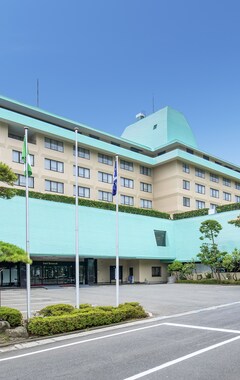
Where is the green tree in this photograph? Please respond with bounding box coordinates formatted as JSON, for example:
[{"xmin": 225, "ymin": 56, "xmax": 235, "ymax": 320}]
[
  {"xmin": 197, "ymin": 220, "xmax": 226, "ymax": 281},
  {"xmin": 228, "ymin": 215, "xmax": 240, "ymax": 228},
  {"xmin": 181, "ymin": 261, "xmax": 196, "ymax": 280},
  {"xmin": 222, "ymin": 249, "xmax": 240, "ymax": 280},
  {"xmin": 0, "ymin": 162, "xmax": 17, "ymax": 199},
  {"xmin": 167, "ymin": 260, "xmax": 183, "ymax": 280},
  {"xmin": 199, "ymin": 219, "xmax": 222, "ymax": 243},
  {"xmin": 0, "ymin": 241, "xmax": 31, "ymax": 264}
]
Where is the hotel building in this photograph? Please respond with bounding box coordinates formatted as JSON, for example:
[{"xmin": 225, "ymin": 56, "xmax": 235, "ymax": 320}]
[{"xmin": 0, "ymin": 96, "xmax": 240, "ymax": 287}]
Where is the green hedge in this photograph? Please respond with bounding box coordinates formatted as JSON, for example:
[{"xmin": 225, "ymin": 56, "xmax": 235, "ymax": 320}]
[
  {"xmin": 15, "ymin": 189, "xmax": 170, "ymax": 220},
  {"xmin": 0, "ymin": 306, "xmax": 23, "ymax": 327},
  {"xmin": 216, "ymin": 203, "xmax": 240, "ymax": 213},
  {"xmin": 39, "ymin": 304, "xmax": 75, "ymax": 317},
  {"xmin": 177, "ymin": 279, "xmax": 240, "ymax": 285},
  {"xmin": 28, "ymin": 302, "xmax": 148, "ymax": 336},
  {"xmin": 172, "ymin": 208, "xmax": 209, "ymax": 220}
]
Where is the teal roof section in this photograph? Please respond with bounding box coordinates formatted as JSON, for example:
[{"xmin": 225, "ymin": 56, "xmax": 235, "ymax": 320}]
[{"xmin": 121, "ymin": 106, "xmax": 198, "ymax": 150}]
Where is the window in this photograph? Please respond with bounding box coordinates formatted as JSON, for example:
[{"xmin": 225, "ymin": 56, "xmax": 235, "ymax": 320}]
[
  {"xmin": 121, "ymin": 195, "xmax": 134, "ymax": 206},
  {"xmin": 45, "ymin": 180, "xmax": 64, "ymax": 193},
  {"xmin": 120, "ymin": 160, "xmax": 134, "ymax": 171},
  {"xmin": 210, "ymin": 188, "xmax": 219, "ymax": 198},
  {"xmin": 183, "ymin": 197, "xmax": 190, "ymax": 207},
  {"xmin": 12, "ymin": 150, "xmax": 34, "ymax": 166},
  {"xmin": 182, "ymin": 163, "xmax": 190, "ymax": 173},
  {"xmin": 73, "ymin": 166, "xmax": 90, "ymax": 178},
  {"xmin": 195, "ymin": 183, "xmax": 205, "ymax": 194},
  {"xmin": 152, "ymin": 267, "xmax": 162, "ymax": 277},
  {"xmin": 203, "ymin": 155, "xmax": 209, "ymax": 160},
  {"xmin": 15, "ymin": 174, "xmax": 34, "ymax": 188},
  {"xmin": 154, "ymin": 230, "xmax": 166, "ymax": 246},
  {"xmin": 45, "ymin": 137, "xmax": 64, "ymax": 152},
  {"xmin": 98, "ymin": 172, "xmax": 113, "ymax": 184},
  {"xmin": 140, "ymin": 166, "xmax": 151, "ymax": 176},
  {"xmin": 183, "ymin": 180, "xmax": 190, "ymax": 190},
  {"xmin": 210, "ymin": 173, "xmax": 219, "ymax": 183},
  {"xmin": 121, "ymin": 177, "xmax": 134, "ymax": 189},
  {"xmin": 73, "ymin": 146, "xmax": 90, "ymax": 159},
  {"xmin": 98, "ymin": 190, "xmax": 113, "ymax": 202},
  {"xmin": 140, "ymin": 199, "xmax": 152, "ymax": 209},
  {"xmin": 140, "ymin": 182, "xmax": 152, "ymax": 192},
  {"xmin": 74, "ymin": 186, "xmax": 90, "ymax": 198},
  {"xmin": 186, "ymin": 148, "xmax": 194, "ymax": 154},
  {"xmin": 236, "ymin": 196, "xmax": 240, "ymax": 203},
  {"xmin": 45, "ymin": 159, "xmax": 64, "ymax": 173},
  {"xmin": 235, "ymin": 182, "xmax": 240, "ymax": 190},
  {"xmin": 195, "ymin": 168, "xmax": 205, "ymax": 178},
  {"xmin": 196, "ymin": 200, "xmax": 205, "ymax": 209},
  {"xmin": 98, "ymin": 153, "xmax": 113, "ymax": 166},
  {"xmin": 223, "ymin": 192, "xmax": 231, "ymax": 201},
  {"xmin": 223, "ymin": 178, "xmax": 231, "ymax": 187}
]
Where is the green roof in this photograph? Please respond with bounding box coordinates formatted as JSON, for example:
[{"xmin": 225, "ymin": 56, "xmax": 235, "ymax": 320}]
[{"xmin": 121, "ymin": 106, "xmax": 198, "ymax": 150}]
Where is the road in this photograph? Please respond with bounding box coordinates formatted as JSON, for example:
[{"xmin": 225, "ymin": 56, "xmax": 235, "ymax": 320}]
[{"xmin": 1, "ymin": 299, "xmax": 240, "ymax": 379}]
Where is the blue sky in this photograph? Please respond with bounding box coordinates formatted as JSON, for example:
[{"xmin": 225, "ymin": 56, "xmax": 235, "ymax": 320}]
[{"xmin": 1, "ymin": 0, "xmax": 240, "ymax": 164}]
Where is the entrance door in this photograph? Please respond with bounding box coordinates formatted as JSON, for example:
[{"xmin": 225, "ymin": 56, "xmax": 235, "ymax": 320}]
[
  {"xmin": 42, "ymin": 263, "xmax": 58, "ymax": 285},
  {"xmin": 110, "ymin": 265, "xmax": 123, "ymax": 283}
]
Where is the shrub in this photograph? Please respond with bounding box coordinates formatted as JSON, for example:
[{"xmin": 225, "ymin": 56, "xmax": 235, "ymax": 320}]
[
  {"xmin": 28, "ymin": 303, "xmax": 147, "ymax": 336},
  {"xmin": 39, "ymin": 304, "xmax": 75, "ymax": 317},
  {"xmin": 0, "ymin": 306, "xmax": 23, "ymax": 327}
]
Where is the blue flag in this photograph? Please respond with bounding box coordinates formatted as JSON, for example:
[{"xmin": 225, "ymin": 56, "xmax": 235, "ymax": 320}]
[{"xmin": 112, "ymin": 160, "xmax": 117, "ymax": 196}]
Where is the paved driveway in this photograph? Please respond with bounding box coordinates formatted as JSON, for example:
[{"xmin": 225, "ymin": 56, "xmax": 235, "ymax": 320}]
[{"xmin": 1, "ymin": 283, "xmax": 240, "ymax": 317}]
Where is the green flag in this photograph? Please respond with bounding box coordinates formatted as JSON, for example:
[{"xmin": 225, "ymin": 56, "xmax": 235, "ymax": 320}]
[{"xmin": 22, "ymin": 135, "xmax": 32, "ymax": 177}]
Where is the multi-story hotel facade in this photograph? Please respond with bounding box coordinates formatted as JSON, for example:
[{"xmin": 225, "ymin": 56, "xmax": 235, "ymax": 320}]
[{"xmin": 1, "ymin": 96, "xmax": 240, "ymax": 287}]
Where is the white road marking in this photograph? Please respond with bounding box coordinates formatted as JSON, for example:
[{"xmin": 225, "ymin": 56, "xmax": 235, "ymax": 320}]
[
  {"xmin": 164, "ymin": 322, "xmax": 240, "ymax": 334},
  {"xmin": 0, "ymin": 323, "xmax": 167, "ymax": 362},
  {"xmin": 123, "ymin": 335, "xmax": 240, "ymax": 380}
]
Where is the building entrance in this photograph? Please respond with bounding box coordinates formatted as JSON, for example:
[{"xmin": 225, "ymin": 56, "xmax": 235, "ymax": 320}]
[{"xmin": 31, "ymin": 259, "xmax": 97, "ymax": 286}]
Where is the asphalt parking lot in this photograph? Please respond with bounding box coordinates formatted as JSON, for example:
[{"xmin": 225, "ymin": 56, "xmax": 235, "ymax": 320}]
[
  {"xmin": 1, "ymin": 283, "xmax": 240, "ymax": 317},
  {"xmin": 1, "ymin": 284, "xmax": 240, "ymax": 379}
]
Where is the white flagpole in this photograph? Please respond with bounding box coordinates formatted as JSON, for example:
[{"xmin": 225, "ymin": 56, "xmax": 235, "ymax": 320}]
[
  {"xmin": 74, "ymin": 127, "xmax": 79, "ymax": 308},
  {"xmin": 24, "ymin": 127, "xmax": 31, "ymax": 320},
  {"xmin": 115, "ymin": 155, "xmax": 119, "ymax": 307}
]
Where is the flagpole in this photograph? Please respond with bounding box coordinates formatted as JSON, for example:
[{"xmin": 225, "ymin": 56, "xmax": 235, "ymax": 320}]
[
  {"xmin": 24, "ymin": 127, "xmax": 31, "ymax": 320},
  {"xmin": 74, "ymin": 127, "xmax": 79, "ymax": 308},
  {"xmin": 115, "ymin": 155, "xmax": 119, "ymax": 307}
]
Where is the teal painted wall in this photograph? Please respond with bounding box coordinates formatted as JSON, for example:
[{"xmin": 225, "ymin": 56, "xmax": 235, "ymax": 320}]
[
  {"xmin": 0, "ymin": 197, "xmax": 174, "ymax": 260},
  {"xmin": 0, "ymin": 197, "xmax": 239, "ymax": 261}
]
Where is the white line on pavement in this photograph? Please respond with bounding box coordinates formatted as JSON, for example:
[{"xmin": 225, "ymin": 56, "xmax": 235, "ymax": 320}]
[
  {"xmin": 164, "ymin": 322, "xmax": 240, "ymax": 334},
  {"xmin": 123, "ymin": 335, "xmax": 240, "ymax": 380},
  {"xmin": 0, "ymin": 323, "xmax": 167, "ymax": 362}
]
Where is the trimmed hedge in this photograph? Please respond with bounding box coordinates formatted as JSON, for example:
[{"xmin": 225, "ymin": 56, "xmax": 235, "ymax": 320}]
[
  {"xmin": 28, "ymin": 302, "xmax": 148, "ymax": 336},
  {"xmin": 172, "ymin": 208, "xmax": 209, "ymax": 220},
  {"xmin": 0, "ymin": 306, "xmax": 23, "ymax": 327},
  {"xmin": 177, "ymin": 279, "xmax": 240, "ymax": 285},
  {"xmin": 39, "ymin": 304, "xmax": 75, "ymax": 317},
  {"xmin": 216, "ymin": 202, "xmax": 240, "ymax": 213},
  {"xmin": 14, "ymin": 189, "xmax": 170, "ymax": 220}
]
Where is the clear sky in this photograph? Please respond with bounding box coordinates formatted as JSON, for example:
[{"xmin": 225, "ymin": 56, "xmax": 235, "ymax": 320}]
[{"xmin": 1, "ymin": 0, "xmax": 240, "ymax": 165}]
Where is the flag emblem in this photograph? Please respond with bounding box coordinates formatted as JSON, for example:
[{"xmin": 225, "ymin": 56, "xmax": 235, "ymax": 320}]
[
  {"xmin": 112, "ymin": 160, "xmax": 117, "ymax": 196},
  {"xmin": 22, "ymin": 135, "xmax": 32, "ymax": 177}
]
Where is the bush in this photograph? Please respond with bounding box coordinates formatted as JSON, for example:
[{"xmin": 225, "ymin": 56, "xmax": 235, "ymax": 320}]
[
  {"xmin": 0, "ymin": 306, "xmax": 23, "ymax": 327},
  {"xmin": 39, "ymin": 304, "xmax": 75, "ymax": 317},
  {"xmin": 28, "ymin": 302, "xmax": 148, "ymax": 336},
  {"xmin": 177, "ymin": 279, "xmax": 240, "ymax": 285}
]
